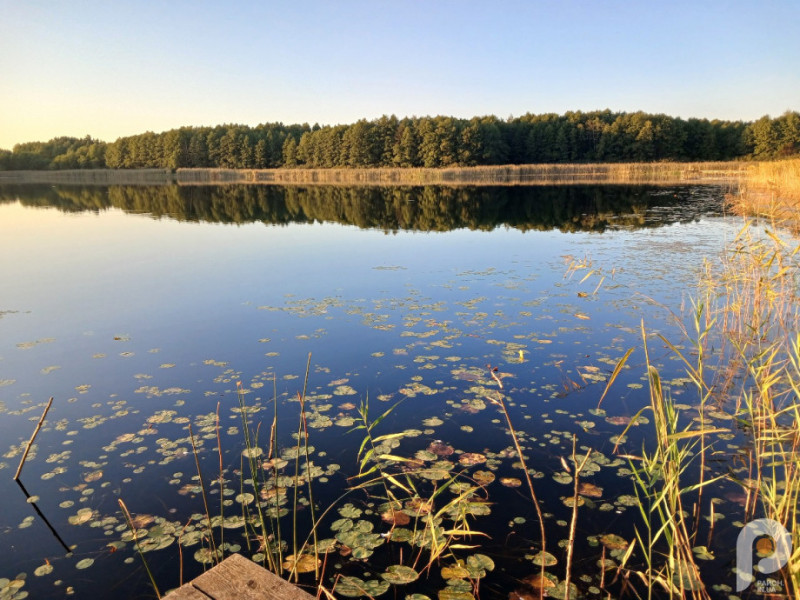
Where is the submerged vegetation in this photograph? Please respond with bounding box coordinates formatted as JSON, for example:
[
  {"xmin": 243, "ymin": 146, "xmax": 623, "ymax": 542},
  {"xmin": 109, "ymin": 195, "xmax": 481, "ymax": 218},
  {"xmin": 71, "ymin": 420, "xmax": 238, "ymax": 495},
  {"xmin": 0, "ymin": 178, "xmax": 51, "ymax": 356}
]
[{"xmin": 1, "ymin": 109, "xmax": 799, "ymax": 171}]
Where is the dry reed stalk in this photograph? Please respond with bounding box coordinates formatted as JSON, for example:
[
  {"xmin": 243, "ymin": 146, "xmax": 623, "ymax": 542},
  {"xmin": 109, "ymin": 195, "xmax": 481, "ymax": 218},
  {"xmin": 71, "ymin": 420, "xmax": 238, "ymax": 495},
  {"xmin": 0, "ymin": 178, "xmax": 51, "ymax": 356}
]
[
  {"xmin": 564, "ymin": 436, "xmax": 592, "ymax": 600},
  {"xmin": 487, "ymin": 367, "xmax": 547, "ymax": 599},
  {"xmin": 14, "ymin": 396, "xmax": 53, "ymax": 480},
  {"xmin": 731, "ymin": 159, "xmax": 800, "ymax": 231},
  {"xmin": 175, "ymin": 161, "xmax": 750, "ymax": 187},
  {"xmin": 1, "ymin": 169, "xmax": 173, "ymax": 185},
  {"xmin": 188, "ymin": 423, "xmax": 219, "ymax": 565},
  {"xmin": 119, "ymin": 498, "xmax": 162, "ymax": 598}
]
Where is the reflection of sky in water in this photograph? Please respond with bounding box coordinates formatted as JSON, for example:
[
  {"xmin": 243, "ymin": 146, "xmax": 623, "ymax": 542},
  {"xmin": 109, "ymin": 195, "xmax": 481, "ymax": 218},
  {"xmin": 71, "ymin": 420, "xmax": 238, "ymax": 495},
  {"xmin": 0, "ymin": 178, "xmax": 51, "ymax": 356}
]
[{"xmin": 0, "ymin": 188, "xmax": 745, "ymax": 599}]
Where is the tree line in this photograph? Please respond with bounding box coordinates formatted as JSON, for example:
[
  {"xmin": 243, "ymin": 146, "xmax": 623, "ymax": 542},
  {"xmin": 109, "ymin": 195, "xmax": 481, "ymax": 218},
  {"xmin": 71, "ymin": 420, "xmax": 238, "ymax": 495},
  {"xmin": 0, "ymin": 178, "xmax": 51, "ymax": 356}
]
[{"xmin": 1, "ymin": 110, "xmax": 798, "ymax": 171}]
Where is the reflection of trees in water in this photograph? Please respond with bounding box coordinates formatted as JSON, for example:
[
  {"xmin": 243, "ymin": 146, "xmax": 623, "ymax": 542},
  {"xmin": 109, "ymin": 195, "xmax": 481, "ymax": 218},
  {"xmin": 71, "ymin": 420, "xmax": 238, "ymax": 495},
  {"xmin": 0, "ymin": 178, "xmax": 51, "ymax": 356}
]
[{"xmin": 0, "ymin": 184, "xmax": 722, "ymax": 233}]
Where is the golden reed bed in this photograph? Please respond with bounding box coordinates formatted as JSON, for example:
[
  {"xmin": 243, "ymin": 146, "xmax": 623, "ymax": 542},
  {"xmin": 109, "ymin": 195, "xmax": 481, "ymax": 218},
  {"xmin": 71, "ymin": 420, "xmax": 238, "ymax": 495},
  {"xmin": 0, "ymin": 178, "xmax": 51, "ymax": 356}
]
[{"xmin": 1, "ymin": 162, "xmax": 751, "ymax": 187}]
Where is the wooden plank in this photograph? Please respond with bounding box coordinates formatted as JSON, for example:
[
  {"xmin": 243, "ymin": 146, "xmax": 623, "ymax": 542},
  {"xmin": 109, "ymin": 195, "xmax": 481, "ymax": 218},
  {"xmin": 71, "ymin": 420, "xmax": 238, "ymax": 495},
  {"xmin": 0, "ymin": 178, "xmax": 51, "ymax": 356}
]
[
  {"xmin": 191, "ymin": 554, "xmax": 316, "ymax": 600},
  {"xmin": 163, "ymin": 583, "xmax": 213, "ymax": 600}
]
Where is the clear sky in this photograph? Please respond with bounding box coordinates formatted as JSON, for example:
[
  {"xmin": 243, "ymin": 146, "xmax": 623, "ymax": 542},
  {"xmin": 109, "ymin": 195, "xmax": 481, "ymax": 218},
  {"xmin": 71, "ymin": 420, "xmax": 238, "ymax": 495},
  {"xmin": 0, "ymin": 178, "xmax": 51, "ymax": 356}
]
[{"xmin": 1, "ymin": 0, "xmax": 798, "ymax": 150}]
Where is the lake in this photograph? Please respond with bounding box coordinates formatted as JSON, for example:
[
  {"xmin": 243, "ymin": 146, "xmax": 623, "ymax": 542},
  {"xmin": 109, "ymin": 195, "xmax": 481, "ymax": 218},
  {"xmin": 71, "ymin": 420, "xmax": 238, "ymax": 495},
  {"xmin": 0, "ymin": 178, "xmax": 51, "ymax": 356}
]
[{"xmin": 0, "ymin": 183, "xmax": 748, "ymax": 599}]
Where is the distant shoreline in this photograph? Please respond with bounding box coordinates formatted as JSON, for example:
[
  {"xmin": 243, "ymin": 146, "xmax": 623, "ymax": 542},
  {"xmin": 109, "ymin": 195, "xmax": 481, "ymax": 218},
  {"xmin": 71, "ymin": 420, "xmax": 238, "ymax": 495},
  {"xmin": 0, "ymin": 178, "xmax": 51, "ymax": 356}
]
[{"xmin": 0, "ymin": 162, "xmax": 753, "ymax": 187}]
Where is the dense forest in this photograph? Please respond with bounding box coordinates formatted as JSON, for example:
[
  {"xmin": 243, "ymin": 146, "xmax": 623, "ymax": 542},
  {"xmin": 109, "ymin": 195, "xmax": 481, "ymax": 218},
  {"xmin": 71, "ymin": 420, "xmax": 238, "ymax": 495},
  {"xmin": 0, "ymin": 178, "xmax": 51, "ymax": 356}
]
[{"xmin": 1, "ymin": 110, "xmax": 798, "ymax": 171}]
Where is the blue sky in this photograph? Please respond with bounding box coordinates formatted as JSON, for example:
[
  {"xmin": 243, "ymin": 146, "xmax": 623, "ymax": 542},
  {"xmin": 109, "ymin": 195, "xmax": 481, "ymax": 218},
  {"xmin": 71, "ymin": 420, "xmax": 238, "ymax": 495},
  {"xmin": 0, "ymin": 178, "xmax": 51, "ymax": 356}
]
[{"xmin": 1, "ymin": 0, "xmax": 798, "ymax": 149}]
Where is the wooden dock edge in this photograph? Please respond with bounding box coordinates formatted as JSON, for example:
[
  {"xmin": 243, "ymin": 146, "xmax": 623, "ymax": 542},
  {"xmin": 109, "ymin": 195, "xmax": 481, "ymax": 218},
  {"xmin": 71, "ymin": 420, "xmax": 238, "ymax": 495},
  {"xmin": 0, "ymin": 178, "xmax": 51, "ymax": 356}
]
[{"xmin": 164, "ymin": 554, "xmax": 316, "ymax": 600}]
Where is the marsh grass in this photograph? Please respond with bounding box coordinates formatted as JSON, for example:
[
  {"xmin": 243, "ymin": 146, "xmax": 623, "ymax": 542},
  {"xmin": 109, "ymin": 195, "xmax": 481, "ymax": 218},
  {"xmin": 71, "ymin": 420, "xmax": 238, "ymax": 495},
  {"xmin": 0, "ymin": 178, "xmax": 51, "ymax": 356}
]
[
  {"xmin": 560, "ymin": 164, "xmax": 800, "ymax": 597},
  {"xmin": 730, "ymin": 159, "xmax": 800, "ymax": 233},
  {"xmin": 619, "ymin": 175, "xmax": 800, "ymax": 596},
  {"xmin": 118, "ymin": 498, "xmax": 162, "ymax": 599},
  {"xmin": 715, "ymin": 220, "xmax": 800, "ymax": 593},
  {"xmin": 621, "ymin": 321, "xmax": 723, "ymax": 600},
  {"xmin": 175, "ymin": 162, "xmax": 750, "ymax": 187},
  {"xmin": 1, "ymin": 168, "xmax": 174, "ymax": 184}
]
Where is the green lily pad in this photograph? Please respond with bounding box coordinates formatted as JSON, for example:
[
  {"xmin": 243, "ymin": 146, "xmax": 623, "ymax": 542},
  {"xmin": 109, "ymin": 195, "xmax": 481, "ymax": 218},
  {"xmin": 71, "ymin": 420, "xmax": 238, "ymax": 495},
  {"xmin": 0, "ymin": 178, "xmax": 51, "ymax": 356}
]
[
  {"xmin": 548, "ymin": 581, "xmax": 579, "ymax": 600},
  {"xmin": 552, "ymin": 472, "xmax": 572, "ymax": 484},
  {"xmin": 331, "ymin": 518, "xmax": 353, "ymax": 532},
  {"xmin": 600, "ymin": 533, "xmax": 629, "ymax": 550},
  {"xmin": 692, "ymin": 546, "xmax": 715, "ymax": 560},
  {"xmin": 467, "ymin": 554, "xmax": 494, "ymax": 573},
  {"xmin": 616, "ymin": 494, "xmax": 639, "ymax": 506},
  {"xmin": 335, "ymin": 576, "xmax": 389, "ymax": 597},
  {"xmin": 438, "ymin": 589, "xmax": 475, "ymax": 600},
  {"xmin": 389, "ymin": 528, "xmax": 413, "ymax": 543},
  {"xmin": 339, "ymin": 504, "xmax": 363, "ymax": 519},
  {"xmin": 530, "ymin": 551, "xmax": 557, "ymax": 566},
  {"xmin": 441, "ymin": 564, "xmax": 470, "ymax": 580},
  {"xmin": 381, "ymin": 565, "xmax": 419, "ymax": 585},
  {"xmin": 242, "ymin": 447, "xmax": 263, "ymax": 459}
]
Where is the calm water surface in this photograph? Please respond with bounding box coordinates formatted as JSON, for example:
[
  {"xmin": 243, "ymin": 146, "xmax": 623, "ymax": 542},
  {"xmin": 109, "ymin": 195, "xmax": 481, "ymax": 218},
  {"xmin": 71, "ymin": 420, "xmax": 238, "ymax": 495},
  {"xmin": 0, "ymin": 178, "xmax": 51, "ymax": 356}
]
[{"xmin": 0, "ymin": 184, "xmax": 744, "ymax": 599}]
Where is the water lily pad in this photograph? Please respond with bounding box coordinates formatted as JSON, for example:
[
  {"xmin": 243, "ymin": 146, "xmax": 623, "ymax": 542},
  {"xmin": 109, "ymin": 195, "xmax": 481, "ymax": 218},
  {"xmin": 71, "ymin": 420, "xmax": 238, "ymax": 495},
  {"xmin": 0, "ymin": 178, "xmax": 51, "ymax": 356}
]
[
  {"xmin": 242, "ymin": 447, "xmax": 263, "ymax": 459},
  {"xmin": 500, "ymin": 477, "xmax": 522, "ymax": 488},
  {"xmin": 466, "ymin": 553, "xmax": 494, "ymax": 578},
  {"xmin": 389, "ymin": 528, "xmax": 413, "ymax": 543},
  {"xmin": 34, "ymin": 563, "xmax": 54, "ymax": 576},
  {"xmin": 75, "ymin": 558, "xmax": 94, "ymax": 570},
  {"xmin": 443, "ymin": 579, "xmax": 473, "ymax": 593},
  {"xmin": 381, "ymin": 509, "xmax": 411, "ymax": 526},
  {"xmin": 283, "ymin": 554, "xmax": 320, "ymax": 573},
  {"xmin": 335, "ymin": 576, "xmax": 389, "ymax": 597},
  {"xmin": 441, "ymin": 565, "xmax": 470, "ymax": 580},
  {"xmin": 616, "ymin": 494, "xmax": 639, "ymax": 507},
  {"xmin": 473, "ymin": 470, "xmax": 495, "ymax": 485},
  {"xmin": 419, "ymin": 468, "xmax": 450, "ymax": 481},
  {"xmin": 68, "ymin": 508, "xmax": 95, "ymax": 525},
  {"xmin": 459, "ymin": 453, "xmax": 486, "ymax": 466},
  {"xmin": 605, "ymin": 416, "xmax": 631, "ymax": 426},
  {"xmin": 381, "ymin": 565, "xmax": 419, "ymax": 585},
  {"xmin": 339, "ymin": 504, "xmax": 362, "ymax": 519},
  {"xmin": 351, "ymin": 546, "xmax": 374, "ymax": 559},
  {"xmin": 578, "ymin": 482, "xmax": 602, "ymax": 497},
  {"xmin": 331, "ymin": 518, "xmax": 353, "ymax": 532},
  {"xmin": 548, "ymin": 581, "xmax": 579, "ymax": 600},
  {"xmin": 552, "ymin": 472, "xmax": 572, "ymax": 484},
  {"xmin": 194, "ymin": 547, "xmax": 222, "ymax": 564},
  {"xmin": 427, "ymin": 441, "xmax": 453, "ymax": 456},
  {"xmin": 84, "ymin": 470, "xmax": 103, "ymax": 483},
  {"xmin": 692, "ymin": 546, "xmax": 715, "ymax": 560},
  {"xmin": 521, "ymin": 572, "xmax": 558, "ymax": 589},
  {"xmin": 437, "ymin": 589, "xmax": 475, "ymax": 600},
  {"xmin": 600, "ymin": 534, "xmax": 629, "ymax": 550},
  {"xmin": 562, "ymin": 496, "xmax": 585, "ymax": 507},
  {"xmin": 530, "ymin": 551, "xmax": 557, "ymax": 566}
]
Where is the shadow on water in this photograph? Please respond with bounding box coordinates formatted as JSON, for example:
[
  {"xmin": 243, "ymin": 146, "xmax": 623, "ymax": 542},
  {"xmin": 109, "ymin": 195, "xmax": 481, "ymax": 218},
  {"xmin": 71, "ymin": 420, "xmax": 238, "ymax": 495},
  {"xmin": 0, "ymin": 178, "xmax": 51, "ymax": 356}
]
[
  {"xmin": 14, "ymin": 478, "xmax": 73, "ymax": 555},
  {"xmin": 0, "ymin": 183, "xmax": 724, "ymax": 233}
]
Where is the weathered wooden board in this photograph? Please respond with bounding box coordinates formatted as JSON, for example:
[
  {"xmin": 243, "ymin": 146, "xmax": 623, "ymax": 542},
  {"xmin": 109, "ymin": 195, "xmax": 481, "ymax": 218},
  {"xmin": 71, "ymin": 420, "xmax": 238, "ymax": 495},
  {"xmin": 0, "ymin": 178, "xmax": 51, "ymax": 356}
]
[
  {"xmin": 162, "ymin": 583, "xmax": 212, "ymax": 600},
  {"xmin": 163, "ymin": 554, "xmax": 316, "ymax": 600}
]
